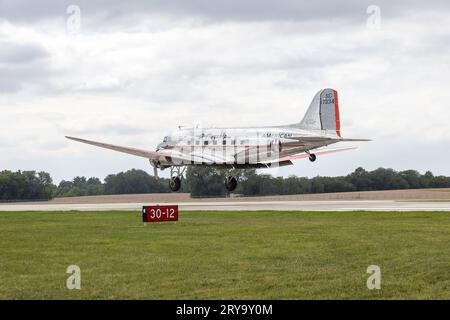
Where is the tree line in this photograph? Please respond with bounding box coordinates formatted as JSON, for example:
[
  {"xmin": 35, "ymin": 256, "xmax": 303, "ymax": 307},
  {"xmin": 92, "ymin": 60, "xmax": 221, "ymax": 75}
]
[
  {"xmin": 0, "ymin": 171, "xmax": 54, "ymax": 201},
  {"xmin": 1, "ymin": 167, "xmax": 450, "ymax": 201},
  {"xmin": 233, "ymin": 167, "xmax": 450, "ymax": 197},
  {"xmin": 54, "ymin": 169, "xmax": 173, "ymax": 197}
]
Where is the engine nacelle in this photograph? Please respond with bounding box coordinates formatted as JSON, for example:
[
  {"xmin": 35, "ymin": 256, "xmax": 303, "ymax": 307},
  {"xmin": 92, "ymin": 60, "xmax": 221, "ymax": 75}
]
[{"xmin": 149, "ymin": 159, "xmax": 161, "ymax": 168}]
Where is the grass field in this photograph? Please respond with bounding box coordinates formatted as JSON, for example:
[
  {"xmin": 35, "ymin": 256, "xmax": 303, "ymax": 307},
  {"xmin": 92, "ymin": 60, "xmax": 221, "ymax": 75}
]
[{"xmin": 0, "ymin": 210, "xmax": 449, "ymax": 299}]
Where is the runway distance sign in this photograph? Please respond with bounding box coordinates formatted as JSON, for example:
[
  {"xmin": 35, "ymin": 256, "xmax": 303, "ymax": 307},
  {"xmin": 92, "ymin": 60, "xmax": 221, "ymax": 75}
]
[{"xmin": 142, "ymin": 205, "xmax": 178, "ymax": 223}]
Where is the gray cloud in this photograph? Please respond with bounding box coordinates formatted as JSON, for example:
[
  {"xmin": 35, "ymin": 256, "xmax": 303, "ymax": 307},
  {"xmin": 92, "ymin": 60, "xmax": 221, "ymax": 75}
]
[
  {"xmin": 0, "ymin": 41, "xmax": 50, "ymax": 92},
  {"xmin": 0, "ymin": 41, "xmax": 48, "ymax": 64},
  {"xmin": 0, "ymin": 75, "xmax": 21, "ymax": 92},
  {"xmin": 2, "ymin": 0, "xmax": 450, "ymax": 25}
]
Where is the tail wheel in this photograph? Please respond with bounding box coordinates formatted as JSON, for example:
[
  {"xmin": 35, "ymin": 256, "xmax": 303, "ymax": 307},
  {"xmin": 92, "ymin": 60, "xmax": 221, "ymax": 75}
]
[
  {"xmin": 309, "ymin": 153, "xmax": 316, "ymax": 162},
  {"xmin": 169, "ymin": 177, "xmax": 181, "ymax": 192},
  {"xmin": 225, "ymin": 176, "xmax": 238, "ymax": 192}
]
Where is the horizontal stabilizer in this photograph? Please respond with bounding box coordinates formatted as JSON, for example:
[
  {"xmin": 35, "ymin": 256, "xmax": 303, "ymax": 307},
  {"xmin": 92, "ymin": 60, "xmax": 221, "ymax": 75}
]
[{"xmin": 338, "ymin": 138, "xmax": 372, "ymax": 142}]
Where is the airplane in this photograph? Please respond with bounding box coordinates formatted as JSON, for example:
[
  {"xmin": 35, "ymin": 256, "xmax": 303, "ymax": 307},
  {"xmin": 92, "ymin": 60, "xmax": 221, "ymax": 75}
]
[{"xmin": 66, "ymin": 88, "xmax": 370, "ymax": 192}]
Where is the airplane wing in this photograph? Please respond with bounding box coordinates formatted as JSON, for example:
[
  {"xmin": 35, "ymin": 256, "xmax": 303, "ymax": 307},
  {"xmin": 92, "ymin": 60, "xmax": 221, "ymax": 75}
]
[
  {"xmin": 291, "ymin": 136, "xmax": 371, "ymax": 143},
  {"xmin": 66, "ymin": 136, "xmax": 197, "ymax": 164},
  {"xmin": 66, "ymin": 136, "xmax": 163, "ymax": 158},
  {"xmin": 262, "ymin": 146, "xmax": 357, "ymax": 164},
  {"xmin": 66, "ymin": 136, "xmax": 358, "ymax": 168},
  {"xmin": 291, "ymin": 136, "xmax": 338, "ymax": 143},
  {"xmin": 66, "ymin": 136, "xmax": 229, "ymax": 165}
]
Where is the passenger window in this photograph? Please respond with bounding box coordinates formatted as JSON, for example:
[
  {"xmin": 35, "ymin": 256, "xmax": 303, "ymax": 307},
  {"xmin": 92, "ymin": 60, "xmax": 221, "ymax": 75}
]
[
  {"xmin": 222, "ymin": 140, "xmax": 226, "ymax": 145},
  {"xmin": 204, "ymin": 141, "xmax": 208, "ymax": 145}
]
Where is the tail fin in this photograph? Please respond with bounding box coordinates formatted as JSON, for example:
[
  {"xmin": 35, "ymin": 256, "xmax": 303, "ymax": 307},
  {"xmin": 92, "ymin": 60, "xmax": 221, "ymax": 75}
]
[{"xmin": 297, "ymin": 88, "xmax": 341, "ymax": 137}]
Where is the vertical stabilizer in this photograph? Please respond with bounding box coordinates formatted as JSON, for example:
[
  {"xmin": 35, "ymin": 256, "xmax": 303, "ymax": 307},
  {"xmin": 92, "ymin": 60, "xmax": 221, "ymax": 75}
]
[{"xmin": 297, "ymin": 88, "xmax": 341, "ymax": 137}]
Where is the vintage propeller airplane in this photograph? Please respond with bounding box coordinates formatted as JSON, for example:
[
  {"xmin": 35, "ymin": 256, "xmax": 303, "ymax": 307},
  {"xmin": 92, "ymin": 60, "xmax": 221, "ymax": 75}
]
[{"xmin": 66, "ymin": 88, "xmax": 370, "ymax": 192}]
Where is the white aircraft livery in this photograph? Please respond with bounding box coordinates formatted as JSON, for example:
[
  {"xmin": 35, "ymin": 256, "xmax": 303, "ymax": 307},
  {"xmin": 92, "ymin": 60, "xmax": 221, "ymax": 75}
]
[{"xmin": 66, "ymin": 88, "xmax": 370, "ymax": 192}]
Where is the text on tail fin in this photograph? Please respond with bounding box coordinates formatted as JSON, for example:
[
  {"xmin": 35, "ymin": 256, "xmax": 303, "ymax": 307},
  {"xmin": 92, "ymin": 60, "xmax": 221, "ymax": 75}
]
[{"xmin": 299, "ymin": 88, "xmax": 341, "ymax": 137}]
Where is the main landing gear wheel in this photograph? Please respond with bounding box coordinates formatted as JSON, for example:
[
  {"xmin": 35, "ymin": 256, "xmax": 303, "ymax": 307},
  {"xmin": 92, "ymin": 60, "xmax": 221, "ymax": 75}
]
[
  {"xmin": 169, "ymin": 176, "xmax": 181, "ymax": 192},
  {"xmin": 169, "ymin": 166, "xmax": 185, "ymax": 192},
  {"xmin": 225, "ymin": 176, "xmax": 238, "ymax": 192},
  {"xmin": 309, "ymin": 153, "xmax": 316, "ymax": 162}
]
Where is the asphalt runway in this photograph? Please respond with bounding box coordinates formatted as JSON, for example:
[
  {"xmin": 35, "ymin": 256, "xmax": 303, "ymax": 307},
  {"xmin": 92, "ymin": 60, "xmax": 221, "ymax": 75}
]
[{"xmin": 1, "ymin": 200, "xmax": 450, "ymax": 211}]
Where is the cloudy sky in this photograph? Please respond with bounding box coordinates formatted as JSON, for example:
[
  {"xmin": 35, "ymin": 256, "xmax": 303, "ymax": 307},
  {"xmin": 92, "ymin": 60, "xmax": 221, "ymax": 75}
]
[{"xmin": 1, "ymin": 0, "xmax": 450, "ymax": 182}]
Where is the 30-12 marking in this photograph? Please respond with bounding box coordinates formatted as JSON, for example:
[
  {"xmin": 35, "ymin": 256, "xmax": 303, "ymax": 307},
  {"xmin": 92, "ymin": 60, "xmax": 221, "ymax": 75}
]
[{"xmin": 143, "ymin": 205, "xmax": 178, "ymax": 223}]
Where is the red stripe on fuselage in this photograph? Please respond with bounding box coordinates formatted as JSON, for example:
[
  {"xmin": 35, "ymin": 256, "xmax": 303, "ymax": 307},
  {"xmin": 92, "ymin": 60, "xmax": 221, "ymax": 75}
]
[{"xmin": 333, "ymin": 90, "xmax": 341, "ymax": 137}]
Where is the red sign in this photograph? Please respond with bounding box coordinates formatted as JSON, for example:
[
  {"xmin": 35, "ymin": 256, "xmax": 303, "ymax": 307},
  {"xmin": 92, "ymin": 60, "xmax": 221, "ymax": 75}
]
[{"xmin": 142, "ymin": 205, "xmax": 178, "ymax": 222}]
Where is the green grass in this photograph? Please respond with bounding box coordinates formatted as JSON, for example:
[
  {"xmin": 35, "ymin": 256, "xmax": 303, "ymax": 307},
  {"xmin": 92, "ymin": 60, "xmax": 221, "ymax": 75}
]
[{"xmin": 0, "ymin": 210, "xmax": 449, "ymax": 299}]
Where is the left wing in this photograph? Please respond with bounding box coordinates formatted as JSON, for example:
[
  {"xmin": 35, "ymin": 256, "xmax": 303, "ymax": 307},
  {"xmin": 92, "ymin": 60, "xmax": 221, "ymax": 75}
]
[
  {"xmin": 66, "ymin": 136, "xmax": 194, "ymax": 164},
  {"xmin": 66, "ymin": 136, "xmax": 162, "ymax": 158},
  {"xmin": 66, "ymin": 136, "xmax": 232, "ymax": 165}
]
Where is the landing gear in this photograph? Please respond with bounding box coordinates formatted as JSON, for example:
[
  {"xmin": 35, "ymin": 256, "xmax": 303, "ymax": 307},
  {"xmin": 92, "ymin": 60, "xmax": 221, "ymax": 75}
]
[
  {"xmin": 169, "ymin": 166, "xmax": 185, "ymax": 192},
  {"xmin": 169, "ymin": 176, "xmax": 181, "ymax": 192},
  {"xmin": 305, "ymin": 150, "xmax": 316, "ymax": 162},
  {"xmin": 224, "ymin": 176, "xmax": 238, "ymax": 192}
]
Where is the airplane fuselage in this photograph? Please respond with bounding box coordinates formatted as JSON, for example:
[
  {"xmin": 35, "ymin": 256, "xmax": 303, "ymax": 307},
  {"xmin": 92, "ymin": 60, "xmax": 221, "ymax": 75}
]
[{"xmin": 155, "ymin": 126, "xmax": 340, "ymax": 168}]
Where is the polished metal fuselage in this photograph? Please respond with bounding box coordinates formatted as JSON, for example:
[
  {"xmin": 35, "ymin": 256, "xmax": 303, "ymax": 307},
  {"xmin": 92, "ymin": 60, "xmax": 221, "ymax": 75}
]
[{"xmin": 155, "ymin": 126, "xmax": 340, "ymax": 168}]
